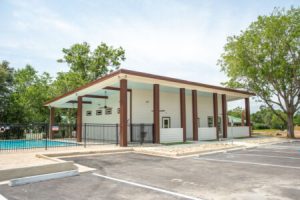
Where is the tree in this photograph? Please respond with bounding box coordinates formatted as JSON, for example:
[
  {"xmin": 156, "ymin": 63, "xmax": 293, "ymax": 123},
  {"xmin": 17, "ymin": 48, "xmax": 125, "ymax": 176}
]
[
  {"xmin": 57, "ymin": 42, "xmax": 125, "ymax": 82},
  {"xmin": 295, "ymin": 112, "xmax": 300, "ymax": 126},
  {"xmin": 251, "ymin": 105, "xmax": 286, "ymax": 130},
  {"xmin": 228, "ymin": 107, "xmax": 243, "ymax": 118},
  {"xmin": 7, "ymin": 65, "xmax": 52, "ymax": 123},
  {"xmin": 0, "ymin": 60, "xmax": 14, "ymax": 123},
  {"xmin": 53, "ymin": 42, "xmax": 126, "ymax": 123},
  {"xmin": 50, "ymin": 71, "xmax": 87, "ymax": 124},
  {"xmin": 219, "ymin": 7, "xmax": 300, "ymax": 138}
]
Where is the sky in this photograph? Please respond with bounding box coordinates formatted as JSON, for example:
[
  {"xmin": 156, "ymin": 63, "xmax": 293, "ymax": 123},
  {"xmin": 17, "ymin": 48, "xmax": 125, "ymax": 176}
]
[{"xmin": 0, "ymin": 0, "xmax": 299, "ymax": 112}]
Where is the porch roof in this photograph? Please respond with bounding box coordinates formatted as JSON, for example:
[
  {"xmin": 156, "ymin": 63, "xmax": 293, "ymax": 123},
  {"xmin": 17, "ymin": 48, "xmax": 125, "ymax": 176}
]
[{"xmin": 44, "ymin": 69, "xmax": 255, "ymax": 108}]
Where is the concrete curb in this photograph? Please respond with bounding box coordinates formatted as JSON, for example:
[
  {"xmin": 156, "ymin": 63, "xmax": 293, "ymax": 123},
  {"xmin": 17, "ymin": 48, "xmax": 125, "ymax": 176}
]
[
  {"xmin": 134, "ymin": 145, "xmax": 243, "ymax": 159},
  {"xmin": 40, "ymin": 148, "xmax": 133, "ymax": 158},
  {"xmin": 134, "ymin": 139, "xmax": 292, "ymax": 159},
  {"xmin": 9, "ymin": 170, "xmax": 79, "ymax": 187},
  {"xmin": 0, "ymin": 161, "xmax": 77, "ymax": 182}
]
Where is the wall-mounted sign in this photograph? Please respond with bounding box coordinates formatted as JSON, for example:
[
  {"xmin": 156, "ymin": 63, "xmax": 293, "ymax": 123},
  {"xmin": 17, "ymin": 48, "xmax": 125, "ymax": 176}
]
[{"xmin": 52, "ymin": 126, "xmax": 59, "ymax": 131}]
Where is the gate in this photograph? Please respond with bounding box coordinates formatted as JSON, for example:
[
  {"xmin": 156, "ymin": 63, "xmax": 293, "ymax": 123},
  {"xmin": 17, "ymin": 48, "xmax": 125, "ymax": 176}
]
[{"xmin": 130, "ymin": 124, "xmax": 154, "ymax": 144}]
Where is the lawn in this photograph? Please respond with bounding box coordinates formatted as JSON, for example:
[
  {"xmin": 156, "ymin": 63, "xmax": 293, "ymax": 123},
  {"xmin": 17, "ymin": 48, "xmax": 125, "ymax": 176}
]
[
  {"xmin": 253, "ymin": 126, "xmax": 300, "ymax": 138},
  {"xmin": 253, "ymin": 129, "xmax": 286, "ymax": 137}
]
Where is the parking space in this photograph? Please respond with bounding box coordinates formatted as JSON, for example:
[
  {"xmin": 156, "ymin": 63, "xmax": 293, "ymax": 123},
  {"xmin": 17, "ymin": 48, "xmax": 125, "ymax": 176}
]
[
  {"xmin": 0, "ymin": 141, "xmax": 300, "ymax": 199},
  {"xmin": 196, "ymin": 142, "xmax": 300, "ymax": 169},
  {"xmin": 0, "ymin": 172, "xmax": 187, "ymax": 200}
]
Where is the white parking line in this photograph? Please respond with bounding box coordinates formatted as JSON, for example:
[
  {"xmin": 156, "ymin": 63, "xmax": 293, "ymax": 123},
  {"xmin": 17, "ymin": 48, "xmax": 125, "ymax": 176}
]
[
  {"xmin": 262, "ymin": 145, "xmax": 300, "ymax": 150},
  {"xmin": 0, "ymin": 194, "xmax": 7, "ymax": 200},
  {"xmin": 249, "ymin": 149, "xmax": 300, "ymax": 154},
  {"xmin": 195, "ymin": 157, "xmax": 300, "ymax": 170},
  {"xmin": 93, "ymin": 173, "xmax": 202, "ymax": 200},
  {"xmin": 225, "ymin": 152, "xmax": 300, "ymax": 160}
]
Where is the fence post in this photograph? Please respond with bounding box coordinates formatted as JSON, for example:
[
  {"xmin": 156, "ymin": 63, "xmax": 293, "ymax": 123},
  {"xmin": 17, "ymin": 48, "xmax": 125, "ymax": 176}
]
[
  {"xmin": 116, "ymin": 124, "xmax": 119, "ymax": 146},
  {"xmin": 130, "ymin": 123, "xmax": 133, "ymax": 142},
  {"xmin": 45, "ymin": 123, "xmax": 48, "ymax": 150},
  {"xmin": 140, "ymin": 124, "xmax": 145, "ymax": 145},
  {"xmin": 84, "ymin": 123, "xmax": 87, "ymax": 148}
]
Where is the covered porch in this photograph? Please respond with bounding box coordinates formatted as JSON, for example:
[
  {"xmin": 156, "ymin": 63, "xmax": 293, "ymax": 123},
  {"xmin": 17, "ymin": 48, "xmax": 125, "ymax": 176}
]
[{"xmin": 44, "ymin": 69, "xmax": 254, "ymax": 147}]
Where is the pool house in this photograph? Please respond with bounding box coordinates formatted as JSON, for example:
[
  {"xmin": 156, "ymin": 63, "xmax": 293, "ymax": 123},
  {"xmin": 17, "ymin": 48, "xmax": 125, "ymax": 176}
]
[{"xmin": 44, "ymin": 69, "xmax": 254, "ymax": 147}]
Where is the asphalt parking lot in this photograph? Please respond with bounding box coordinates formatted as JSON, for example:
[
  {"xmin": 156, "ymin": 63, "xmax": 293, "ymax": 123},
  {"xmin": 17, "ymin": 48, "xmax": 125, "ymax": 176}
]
[{"xmin": 1, "ymin": 141, "xmax": 300, "ymax": 200}]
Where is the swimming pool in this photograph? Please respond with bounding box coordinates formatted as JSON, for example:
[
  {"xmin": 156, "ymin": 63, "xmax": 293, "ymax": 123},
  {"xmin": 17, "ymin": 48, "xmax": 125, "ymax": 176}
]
[{"xmin": 0, "ymin": 139, "xmax": 78, "ymax": 150}]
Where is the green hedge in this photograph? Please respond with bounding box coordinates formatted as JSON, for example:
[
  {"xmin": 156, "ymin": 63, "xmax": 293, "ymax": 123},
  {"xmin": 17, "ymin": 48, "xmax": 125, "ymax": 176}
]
[{"xmin": 253, "ymin": 123, "xmax": 270, "ymax": 130}]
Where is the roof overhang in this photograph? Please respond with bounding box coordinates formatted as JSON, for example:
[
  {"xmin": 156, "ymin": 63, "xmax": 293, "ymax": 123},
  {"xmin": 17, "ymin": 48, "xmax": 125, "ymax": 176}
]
[{"xmin": 44, "ymin": 69, "xmax": 255, "ymax": 108}]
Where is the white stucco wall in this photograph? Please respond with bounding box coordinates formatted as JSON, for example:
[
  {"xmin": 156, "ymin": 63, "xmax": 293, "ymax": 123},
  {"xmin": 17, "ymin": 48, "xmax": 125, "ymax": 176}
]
[
  {"xmin": 227, "ymin": 126, "xmax": 249, "ymax": 138},
  {"xmin": 186, "ymin": 94, "xmax": 223, "ymax": 140},
  {"xmin": 160, "ymin": 128, "xmax": 183, "ymax": 143},
  {"xmin": 198, "ymin": 127, "xmax": 217, "ymax": 140},
  {"xmin": 81, "ymin": 88, "xmax": 224, "ymax": 142},
  {"xmin": 82, "ymin": 92, "xmax": 130, "ymax": 124}
]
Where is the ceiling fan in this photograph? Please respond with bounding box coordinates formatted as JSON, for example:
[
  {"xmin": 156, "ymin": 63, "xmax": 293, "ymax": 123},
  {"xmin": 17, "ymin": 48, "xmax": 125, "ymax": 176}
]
[{"xmin": 97, "ymin": 91, "xmax": 112, "ymax": 109}]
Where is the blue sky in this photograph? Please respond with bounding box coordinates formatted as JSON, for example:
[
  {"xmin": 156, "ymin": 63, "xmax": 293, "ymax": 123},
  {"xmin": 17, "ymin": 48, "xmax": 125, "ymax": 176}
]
[{"xmin": 0, "ymin": 0, "xmax": 299, "ymax": 112}]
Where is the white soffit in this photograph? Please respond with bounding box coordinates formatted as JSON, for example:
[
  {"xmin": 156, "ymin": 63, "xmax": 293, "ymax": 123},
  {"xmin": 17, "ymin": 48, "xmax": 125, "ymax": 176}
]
[
  {"xmin": 123, "ymin": 73, "xmax": 251, "ymax": 98},
  {"xmin": 46, "ymin": 76, "xmax": 119, "ymax": 107}
]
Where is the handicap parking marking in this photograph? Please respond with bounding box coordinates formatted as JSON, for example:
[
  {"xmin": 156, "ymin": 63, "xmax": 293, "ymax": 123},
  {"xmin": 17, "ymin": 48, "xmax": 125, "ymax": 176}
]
[
  {"xmin": 194, "ymin": 157, "xmax": 300, "ymax": 170},
  {"xmin": 92, "ymin": 173, "xmax": 203, "ymax": 200},
  {"xmin": 0, "ymin": 194, "xmax": 7, "ymax": 200},
  {"xmin": 225, "ymin": 152, "xmax": 300, "ymax": 160}
]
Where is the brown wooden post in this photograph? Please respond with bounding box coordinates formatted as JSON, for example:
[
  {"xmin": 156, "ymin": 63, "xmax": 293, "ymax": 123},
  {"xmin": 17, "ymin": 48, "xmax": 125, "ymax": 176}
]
[
  {"xmin": 192, "ymin": 90, "xmax": 198, "ymax": 141},
  {"xmin": 245, "ymin": 97, "xmax": 251, "ymax": 137},
  {"xmin": 49, "ymin": 107, "xmax": 55, "ymax": 139},
  {"xmin": 213, "ymin": 93, "xmax": 219, "ymax": 140},
  {"xmin": 153, "ymin": 84, "xmax": 160, "ymax": 143},
  {"xmin": 180, "ymin": 88, "xmax": 186, "ymax": 142},
  {"xmin": 76, "ymin": 96, "xmax": 83, "ymax": 142},
  {"xmin": 222, "ymin": 94, "xmax": 228, "ymax": 138},
  {"xmin": 120, "ymin": 79, "xmax": 128, "ymax": 147},
  {"xmin": 241, "ymin": 111, "xmax": 245, "ymax": 126}
]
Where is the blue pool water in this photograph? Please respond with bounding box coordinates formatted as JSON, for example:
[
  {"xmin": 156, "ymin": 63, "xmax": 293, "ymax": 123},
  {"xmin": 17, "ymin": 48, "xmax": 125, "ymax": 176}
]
[{"xmin": 0, "ymin": 140, "xmax": 78, "ymax": 150}]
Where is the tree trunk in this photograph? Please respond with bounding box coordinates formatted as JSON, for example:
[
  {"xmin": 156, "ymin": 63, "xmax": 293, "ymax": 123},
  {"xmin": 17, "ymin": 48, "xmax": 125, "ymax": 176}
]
[{"xmin": 287, "ymin": 113, "xmax": 295, "ymax": 138}]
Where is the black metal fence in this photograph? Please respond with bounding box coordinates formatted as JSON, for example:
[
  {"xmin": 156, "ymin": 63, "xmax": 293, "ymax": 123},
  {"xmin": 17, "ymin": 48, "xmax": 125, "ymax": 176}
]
[
  {"xmin": 83, "ymin": 123, "xmax": 119, "ymax": 146},
  {"xmin": 130, "ymin": 124, "xmax": 154, "ymax": 144},
  {"xmin": 0, "ymin": 123, "xmax": 154, "ymax": 151}
]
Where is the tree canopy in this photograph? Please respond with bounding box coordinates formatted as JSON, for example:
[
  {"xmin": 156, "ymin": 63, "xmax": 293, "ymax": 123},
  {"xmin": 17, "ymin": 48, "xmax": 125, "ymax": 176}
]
[
  {"xmin": 219, "ymin": 7, "xmax": 300, "ymax": 138},
  {"xmin": 57, "ymin": 42, "xmax": 125, "ymax": 82},
  {"xmin": 0, "ymin": 42, "xmax": 126, "ymax": 124},
  {"xmin": 5, "ymin": 65, "xmax": 52, "ymax": 123},
  {"xmin": 0, "ymin": 61, "xmax": 14, "ymax": 122}
]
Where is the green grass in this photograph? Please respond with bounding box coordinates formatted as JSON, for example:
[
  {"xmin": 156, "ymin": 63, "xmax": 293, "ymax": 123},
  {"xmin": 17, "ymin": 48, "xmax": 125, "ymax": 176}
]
[{"xmin": 161, "ymin": 141, "xmax": 193, "ymax": 146}]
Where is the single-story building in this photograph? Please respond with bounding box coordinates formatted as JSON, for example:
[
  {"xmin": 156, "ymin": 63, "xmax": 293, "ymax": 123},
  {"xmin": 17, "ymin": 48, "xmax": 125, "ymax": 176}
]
[{"xmin": 44, "ymin": 69, "xmax": 255, "ymax": 147}]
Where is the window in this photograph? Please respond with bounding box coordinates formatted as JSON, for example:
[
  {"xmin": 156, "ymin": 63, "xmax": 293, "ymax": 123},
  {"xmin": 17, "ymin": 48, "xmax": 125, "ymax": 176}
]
[
  {"xmin": 162, "ymin": 117, "xmax": 171, "ymax": 128},
  {"xmin": 207, "ymin": 116, "xmax": 222, "ymax": 130},
  {"xmin": 86, "ymin": 110, "xmax": 92, "ymax": 116},
  {"xmin": 208, "ymin": 116, "xmax": 213, "ymax": 127},
  {"xmin": 96, "ymin": 110, "xmax": 102, "ymax": 115},
  {"xmin": 197, "ymin": 117, "xmax": 200, "ymax": 128},
  {"xmin": 105, "ymin": 108, "xmax": 112, "ymax": 115},
  {"xmin": 117, "ymin": 108, "xmax": 120, "ymax": 114}
]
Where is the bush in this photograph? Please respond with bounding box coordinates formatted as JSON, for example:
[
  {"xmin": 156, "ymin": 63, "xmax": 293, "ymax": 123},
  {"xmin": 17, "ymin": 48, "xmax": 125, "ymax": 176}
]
[{"xmin": 253, "ymin": 123, "xmax": 270, "ymax": 130}]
